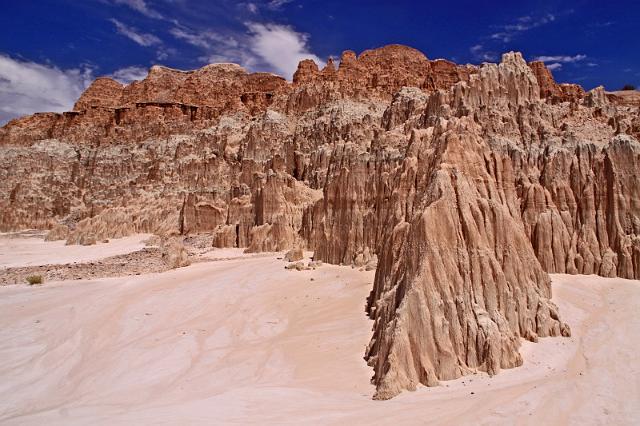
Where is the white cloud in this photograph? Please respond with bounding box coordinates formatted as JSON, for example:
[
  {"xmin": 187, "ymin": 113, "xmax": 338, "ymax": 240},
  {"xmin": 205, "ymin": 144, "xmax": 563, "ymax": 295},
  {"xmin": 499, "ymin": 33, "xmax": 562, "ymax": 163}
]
[
  {"xmin": 546, "ymin": 63, "xmax": 562, "ymax": 71},
  {"xmin": 113, "ymin": 0, "xmax": 163, "ymax": 19},
  {"xmin": 0, "ymin": 55, "xmax": 93, "ymax": 125},
  {"xmin": 170, "ymin": 26, "xmax": 256, "ymax": 68},
  {"xmin": 533, "ymin": 54, "xmax": 586, "ymax": 63},
  {"xmin": 110, "ymin": 65, "xmax": 148, "ymax": 83},
  {"xmin": 110, "ymin": 19, "xmax": 161, "ymax": 46},
  {"xmin": 169, "ymin": 22, "xmax": 322, "ymax": 80},
  {"xmin": 246, "ymin": 23, "xmax": 322, "ymax": 79}
]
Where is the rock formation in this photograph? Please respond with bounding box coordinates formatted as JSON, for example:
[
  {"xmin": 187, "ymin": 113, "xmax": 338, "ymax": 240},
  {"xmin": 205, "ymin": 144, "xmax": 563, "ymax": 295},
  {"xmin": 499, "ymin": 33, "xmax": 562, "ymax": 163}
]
[
  {"xmin": 161, "ymin": 237, "xmax": 191, "ymax": 269},
  {"xmin": 1, "ymin": 45, "xmax": 639, "ymax": 398}
]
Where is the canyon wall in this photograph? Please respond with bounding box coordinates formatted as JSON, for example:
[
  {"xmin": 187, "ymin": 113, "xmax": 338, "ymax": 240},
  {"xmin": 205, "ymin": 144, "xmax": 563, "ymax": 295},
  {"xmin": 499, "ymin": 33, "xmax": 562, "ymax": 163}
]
[{"xmin": 1, "ymin": 45, "xmax": 639, "ymax": 398}]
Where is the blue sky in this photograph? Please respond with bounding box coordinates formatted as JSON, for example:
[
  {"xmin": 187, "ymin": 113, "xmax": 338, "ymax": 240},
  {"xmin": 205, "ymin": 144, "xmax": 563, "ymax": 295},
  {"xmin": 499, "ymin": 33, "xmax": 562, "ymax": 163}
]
[{"xmin": 1, "ymin": 0, "xmax": 638, "ymax": 124}]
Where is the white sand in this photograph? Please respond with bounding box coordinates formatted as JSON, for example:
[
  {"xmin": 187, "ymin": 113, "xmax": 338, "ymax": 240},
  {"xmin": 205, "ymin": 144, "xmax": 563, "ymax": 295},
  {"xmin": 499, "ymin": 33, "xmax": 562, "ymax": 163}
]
[
  {"xmin": 0, "ymin": 236, "xmax": 638, "ymax": 425},
  {"xmin": 0, "ymin": 233, "xmax": 151, "ymax": 268}
]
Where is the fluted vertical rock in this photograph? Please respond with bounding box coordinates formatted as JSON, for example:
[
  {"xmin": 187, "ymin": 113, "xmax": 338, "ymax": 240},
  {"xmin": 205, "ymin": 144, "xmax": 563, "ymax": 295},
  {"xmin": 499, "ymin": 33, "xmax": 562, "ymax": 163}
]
[{"xmin": 365, "ymin": 54, "xmax": 576, "ymax": 398}]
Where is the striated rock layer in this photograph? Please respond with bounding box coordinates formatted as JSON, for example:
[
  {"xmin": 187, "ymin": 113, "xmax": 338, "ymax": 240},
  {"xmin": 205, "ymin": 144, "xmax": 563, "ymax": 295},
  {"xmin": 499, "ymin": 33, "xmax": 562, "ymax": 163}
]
[{"xmin": 1, "ymin": 45, "xmax": 639, "ymax": 398}]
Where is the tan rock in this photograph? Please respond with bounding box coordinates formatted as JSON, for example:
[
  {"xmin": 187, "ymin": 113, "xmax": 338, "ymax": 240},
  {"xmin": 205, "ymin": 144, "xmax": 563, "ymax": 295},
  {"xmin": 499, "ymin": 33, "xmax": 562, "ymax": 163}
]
[
  {"xmin": 212, "ymin": 225, "xmax": 238, "ymax": 248},
  {"xmin": 284, "ymin": 247, "xmax": 304, "ymax": 262},
  {"xmin": 308, "ymin": 260, "xmax": 323, "ymax": 269},
  {"xmin": 284, "ymin": 261, "xmax": 309, "ymax": 271},
  {"xmin": 161, "ymin": 237, "xmax": 191, "ymax": 269}
]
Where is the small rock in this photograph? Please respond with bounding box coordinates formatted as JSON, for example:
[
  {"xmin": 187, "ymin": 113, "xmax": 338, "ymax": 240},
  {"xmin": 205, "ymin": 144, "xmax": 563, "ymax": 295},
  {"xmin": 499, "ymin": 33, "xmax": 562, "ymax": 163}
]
[
  {"xmin": 284, "ymin": 247, "xmax": 304, "ymax": 262},
  {"xmin": 285, "ymin": 261, "xmax": 308, "ymax": 271}
]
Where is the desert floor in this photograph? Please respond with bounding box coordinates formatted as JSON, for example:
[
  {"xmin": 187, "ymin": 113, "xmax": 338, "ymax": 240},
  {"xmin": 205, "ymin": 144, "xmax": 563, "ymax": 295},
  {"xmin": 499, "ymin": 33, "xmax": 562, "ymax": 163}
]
[
  {"xmin": 0, "ymin": 232, "xmax": 150, "ymax": 269},
  {"xmin": 0, "ymin": 234, "xmax": 638, "ymax": 425}
]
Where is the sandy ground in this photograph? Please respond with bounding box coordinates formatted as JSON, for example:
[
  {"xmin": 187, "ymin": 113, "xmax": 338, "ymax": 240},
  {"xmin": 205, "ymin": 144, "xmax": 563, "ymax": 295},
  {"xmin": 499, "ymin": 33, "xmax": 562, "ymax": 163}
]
[
  {"xmin": 0, "ymin": 232, "xmax": 150, "ymax": 268},
  {"xmin": 0, "ymin": 236, "xmax": 639, "ymax": 425}
]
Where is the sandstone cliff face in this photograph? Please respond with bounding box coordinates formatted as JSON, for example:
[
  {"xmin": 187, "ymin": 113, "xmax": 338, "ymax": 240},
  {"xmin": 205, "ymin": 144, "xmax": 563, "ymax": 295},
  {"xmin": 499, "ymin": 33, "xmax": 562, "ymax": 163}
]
[{"xmin": 1, "ymin": 45, "xmax": 638, "ymax": 398}]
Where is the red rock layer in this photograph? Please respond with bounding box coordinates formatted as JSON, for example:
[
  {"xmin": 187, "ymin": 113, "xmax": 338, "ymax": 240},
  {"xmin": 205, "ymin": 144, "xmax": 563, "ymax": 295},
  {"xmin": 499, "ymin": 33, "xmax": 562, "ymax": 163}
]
[{"xmin": 528, "ymin": 61, "xmax": 586, "ymax": 103}]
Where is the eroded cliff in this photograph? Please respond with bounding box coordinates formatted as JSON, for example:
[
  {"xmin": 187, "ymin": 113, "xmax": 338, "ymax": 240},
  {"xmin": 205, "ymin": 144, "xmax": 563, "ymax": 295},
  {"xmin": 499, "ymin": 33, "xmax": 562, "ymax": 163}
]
[{"xmin": 1, "ymin": 45, "xmax": 638, "ymax": 398}]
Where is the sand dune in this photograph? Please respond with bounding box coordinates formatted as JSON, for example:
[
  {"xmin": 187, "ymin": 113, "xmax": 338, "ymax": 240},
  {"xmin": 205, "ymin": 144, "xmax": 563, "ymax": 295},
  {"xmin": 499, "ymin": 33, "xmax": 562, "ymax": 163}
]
[{"xmin": 0, "ymin": 236, "xmax": 638, "ymax": 425}]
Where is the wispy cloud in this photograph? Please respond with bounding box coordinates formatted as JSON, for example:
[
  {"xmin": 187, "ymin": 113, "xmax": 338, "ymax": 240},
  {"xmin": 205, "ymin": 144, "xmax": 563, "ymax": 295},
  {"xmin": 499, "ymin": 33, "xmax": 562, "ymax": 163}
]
[
  {"xmin": 113, "ymin": 0, "xmax": 163, "ymax": 19},
  {"xmin": 155, "ymin": 47, "xmax": 177, "ymax": 62},
  {"xmin": 591, "ymin": 21, "xmax": 614, "ymax": 28},
  {"xmin": 490, "ymin": 14, "xmax": 557, "ymax": 42},
  {"xmin": 469, "ymin": 10, "xmax": 574, "ymax": 64},
  {"xmin": 533, "ymin": 54, "xmax": 586, "ymax": 63},
  {"xmin": 530, "ymin": 54, "xmax": 588, "ymax": 73},
  {"xmin": 267, "ymin": 0, "xmax": 294, "ymax": 9},
  {"xmin": 0, "ymin": 55, "xmax": 93, "ymax": 125},
  {"xmin": 469, "ymin": 44, "xmax": 497, "ymax": 62},
  {"xmin": 170, "ymin": 27, "xmax": 238, "ymax": 51},
  {"xmin": 110, "ymin": 19, "xmax": 161, "ymax": 47},
  {"xmin": 245, "ymin": 2, "xmax": 258, "ymax": 13},
  {"xmin": 236, "ymin": 0, "xmax": 291, "ymax": 13}
]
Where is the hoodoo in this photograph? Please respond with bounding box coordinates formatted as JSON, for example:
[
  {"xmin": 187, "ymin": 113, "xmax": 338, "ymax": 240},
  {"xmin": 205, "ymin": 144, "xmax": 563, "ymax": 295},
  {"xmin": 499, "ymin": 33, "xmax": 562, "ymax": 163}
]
[{"xmin": 1, "ymin": 45, "xmax": 639, "ymax": 398}]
